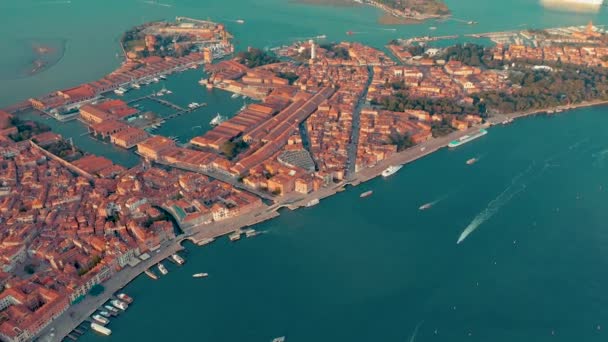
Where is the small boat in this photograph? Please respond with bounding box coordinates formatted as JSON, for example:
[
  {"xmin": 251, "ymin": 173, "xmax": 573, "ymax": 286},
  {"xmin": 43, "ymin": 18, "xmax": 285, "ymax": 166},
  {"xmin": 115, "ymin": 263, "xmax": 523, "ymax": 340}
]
[
  {"xmin": 272, "ymin": 337, "xmax": 286, "ymax": 342},
  {"xmin": 152, "ymin": 77, "xmax": 160, "ymax": 83},
  {"xmin": 229, "ymin": 231, "xmax": 241, "ymax": 242},
  {"xmin": 111, "ymin": 299, "xmax": 128, "ymax": 311},
  {"xmin": 117, "ymin": 293, "xmax": 133, "ymax": 304},
  {"xmin": 114, "ymin": 87, "xmax": 128, "ymax": 95},
  {"xmin": 157, "ymin": 262, "xmax": 168, "ymax": 275},
  {"xmin": 188, "ymin": 102, "xmax": 200, "ymax": 109},
  {"xmin": 236, "ymin": 19, "xmax": 245, "ymax": 24},
  {"xmin": 316, "ymin": 34, "xmax": 327, "ymax": 39},
  {"xmin": 132, "ymin": 83, "xmax": 141, "ymax": 89},
  {"xmin": 244, "ymin": 228, "xmax": 258, "ymax": 238},
  {"xmin": 382, "ymin": 165, "xmax": 403, "ymax": 177},
  {"xmin": 193, "ymin": 273, "xmax": 209, "ymax": 278},
  {"xmin": 99, "ymin": 311, "xmax": 111, "ymax": 318},
  {"xmin": 466, "ymin": 158, "xmax": 477, "ymax": 165},
  {"xmin": 210, "ymin": 113, "xmax": 227, "ymax": 126},
  {"xmin": 419, "ymin": 203, "xmax": 433, "ymax": 211},
  {"xmin": 92, "ymin": 314, "xmax": 109, "ymax": 325},
  {"xmin": 231, "ymin": 93, "xmax": 240, "ymax": 99},
  {"xmin": 166, "ymin": 90, "xmax": 172, "ymax": 94},
  {"xmin": 104, "ymin": 305, "xmax": 119, "ymax": 314},
  {"xmin": 360, "ymin": 190, "xmax": 373, "ymax": 198},
  {"xmin": 90, "ymin": 323, "xmax": 112, "ymax": 336},
  {"xmin": 145, "ymin": 269, "xmax": 158, "ymax": 280},
  {"xmin": 171, "ymin": 254, "xmax": 185, "ymax": 265},
  {"xmin": 159, "ymin": 74, "xmax": 167, "ymax": 80},
  {"xmin": 429, "ymin": 26, "xmax": 437, "ymax": 30},
  {"xmin": 306, "ymin": 198, "xmax": 320, "ymax": 207}
]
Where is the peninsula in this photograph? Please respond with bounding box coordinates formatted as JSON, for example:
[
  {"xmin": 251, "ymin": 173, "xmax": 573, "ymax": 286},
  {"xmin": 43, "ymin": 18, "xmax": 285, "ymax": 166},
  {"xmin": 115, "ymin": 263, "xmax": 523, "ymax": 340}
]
[{"xmin": 1, "ymin": 20, "xmax": 608, "ymax": 342}]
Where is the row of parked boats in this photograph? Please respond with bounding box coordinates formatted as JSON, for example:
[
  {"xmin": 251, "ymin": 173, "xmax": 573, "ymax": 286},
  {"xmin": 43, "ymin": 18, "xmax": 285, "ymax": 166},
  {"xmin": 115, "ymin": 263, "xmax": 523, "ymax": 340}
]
[
  {"xmin": 114, "ymin": 75, "xmax": 168, "ymax": 95},
  {"xmin": 86, "ymin": 293, "xmax": 134, "ymax": 337},
  {"xmin": 144, "ymin": 253, "xmax": 209, "ymax": 280}
]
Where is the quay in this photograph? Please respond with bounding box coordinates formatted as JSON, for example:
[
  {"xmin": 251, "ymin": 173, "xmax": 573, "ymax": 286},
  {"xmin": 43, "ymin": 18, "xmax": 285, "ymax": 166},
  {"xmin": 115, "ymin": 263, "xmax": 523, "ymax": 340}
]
[{"xmin": 37, "ymin": 242, "xmax": 184, "ymax": 342}]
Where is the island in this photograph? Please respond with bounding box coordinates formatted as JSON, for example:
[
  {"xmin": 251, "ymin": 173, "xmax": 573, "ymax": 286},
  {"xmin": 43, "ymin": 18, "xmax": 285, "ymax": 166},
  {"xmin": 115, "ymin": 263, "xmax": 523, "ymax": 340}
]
[{"xmin": 1, "ymin": 20, "xmax": 608, "ymax": 342}]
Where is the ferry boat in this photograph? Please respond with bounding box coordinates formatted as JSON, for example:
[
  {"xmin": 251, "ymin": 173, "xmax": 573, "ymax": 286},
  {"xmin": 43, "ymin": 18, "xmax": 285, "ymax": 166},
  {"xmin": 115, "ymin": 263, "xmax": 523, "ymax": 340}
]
[
  {"xmin": 229, "ymin": 231, "xmax": 241, "ymax": 242},
  {"xmin": 360, "ymin": 190, "xmax": 373, "ymax": 198},
  {"xmin": 419, "ymin": 202, "xmax": 433, "ymax": 210},
  {"xmin": 272, "ymin": 337, "xmax": 286, "ymax": 342},
  {"xmin": 193, "ymin": 273, "xmax": 209, "ymax": 278},
  {"xmin": 236, "ymin": 19, "xmax": 245, "ymax": 24},
  {"xmin": 111, "ymin": 299, "xmax": 128, "ymax": 311},
  {"xmin": 382, "ymin": 165, "xmax": 403, "ymax": 177},
  {"xmin": 448, "ymin": 129, "xmax": 487, "ymax": 148},
  {"xmin": 114, "ymin": 87, "xmax": 128, "ymax": 95},
  {"xmin": 306, "ymin": 198, "xmax": 320, "ymax": 207},
  {"xmin": 91, "ymin": 323, "xmax": 112, "ymax": 336},
  {"xmin": 92, "ymin": 314, "xmax": 109, "ymax": 325},
  {"xmin": 104, "ymin": 305, "xmax": 119, "ymax": 314},
  {"xmin": 99, "ymin": 311, "xmax": 111, "ymax": 318},
  {"xmin": 157, "ymin": 262, "xmax": 168, "ymax": 275},
  {"xmin": 117, "ymin": 293, "xmax": 133, "ymax": 304},
  {"xmin": 244, "ymin": 228, "xmax": 258, "ymax": 238},
  {"xmin": 231, "ymin": 93, "xmax": 240, "ymax": 99},
  {"xmin": 466, "ymin": 158, "xmax": 477, "ymax": 165},
  {"xmin": 171, "ymin": 254, "xmax": 185, "ymax": 265},
  {"xmin": 210, "ymin": 113, "xmax": 227, "ymax": 126},
  {"xmin": 145, "ymin": 269, "xmax": 158, "ymax": 280}
]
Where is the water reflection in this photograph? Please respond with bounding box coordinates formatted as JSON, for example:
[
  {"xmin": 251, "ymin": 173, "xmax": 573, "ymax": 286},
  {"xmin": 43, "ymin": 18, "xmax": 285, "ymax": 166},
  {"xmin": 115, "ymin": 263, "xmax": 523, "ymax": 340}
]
[{"xmin": 540, "ymin": 0, "xmax": 603, "ymax": 13}]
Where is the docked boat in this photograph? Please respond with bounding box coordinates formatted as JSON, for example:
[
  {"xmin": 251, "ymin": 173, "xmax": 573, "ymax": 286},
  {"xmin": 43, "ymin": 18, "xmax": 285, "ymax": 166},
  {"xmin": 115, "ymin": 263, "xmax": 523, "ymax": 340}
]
[
  {"xmin": 272, "ymin": 337, "xmax": 286, "ymax": 342},
  {"xmin": 231, "ymin": 93, "xmax": 240, "ymax": 99},
  {"xmin": 360, "ymin": 190, "xmax": 373, "ymax": 198},
  {"xmin": 92, "ymin": 314, "xmax": 109, "ymax": 325},
  {"xmin": 99, "ymin": 311, "xmax": 111, "ymax": 318},
  {"xmin": 501, "ymin": 118, "xmax": 513, "ymax": 125},
  {"xmin": 382, "ymin": 165, "xmax": 403, "ymax": 177},
  {"xmin": 159, "ymin": 74, "xmax": 167, "ymax": 80},
  {"xmin": 210, "ymin": 113, "xmax": 227, "ymax": 126},
  {"xmin": 171, "ymin": 254, "xmax": 185, "ymax": 265},
  {"xmin": 193, "ymin": 273, "xmax": 209, "ymax": 278},
  {"xmin": 111, "ymin": 299, "xmax": 128, "ymax": 311},
  {"xmin": 197, "ymin": 238, "xmax": 215, "ymax": 246},
  {"xmin": 152, "ymin": 77, "xmax": 160, "ymax": 83},
  {"xmin": 117, "ymin": 293, "xmax": 133, "ymax": 304},
  {"xmin": 104, "ymin": 305, "xmax": 119, "ymax": 314},
  {"xmin": 157, "ymin": 262, "xmax": 168, "ymax": 275},
  {"xmin": 448, "ymin": 129, "xmax": 487, "ymax": 148},
  {"xmin": 306, "ymin": 198, "xmax": 320, "ymax": 207},
  {"xmin": 188, "ymin": 102, "xmax": 200, "ymax": 109},
  {"xmin": 419, "ymin": 203, "xmax": 433, "ymax": 211},
  {"xmin": 229, "ymin": 231, "xmax": 241, "ymax": 242},
  {"xmin": 466, "ymin": 158, "xmax": 477, "ymax": 165},
  {"xmin": 114, "ymin": 87, "xmax": 128, "ymax": 95},
  {"xmin": 145, "ymin": 269, "xmax": 158, "ymax": 280},
  {"xmin": 91, "ymin": 323, "xmax": 112, "ymax": 336},
  {"xmin": 244, "ymin": 228, "xmax": 258, "ymax": 238},
  {"xmin": 132, "ymin": 83, "xmax": 141, "ymax": 89}
]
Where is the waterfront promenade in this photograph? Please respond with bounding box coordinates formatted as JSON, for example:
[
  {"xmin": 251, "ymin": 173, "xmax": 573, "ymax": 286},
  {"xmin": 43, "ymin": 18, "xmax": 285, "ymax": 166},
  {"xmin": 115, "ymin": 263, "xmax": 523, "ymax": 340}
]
[{"xmin": 37, "ymin": 242, "xmax": 184, "ymax": 342}]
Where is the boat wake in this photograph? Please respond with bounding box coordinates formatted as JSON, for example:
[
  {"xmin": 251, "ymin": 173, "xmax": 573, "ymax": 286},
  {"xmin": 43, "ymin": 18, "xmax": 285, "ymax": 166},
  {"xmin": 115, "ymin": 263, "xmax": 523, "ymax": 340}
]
[
  {"xmin": 408, "ymin": 321, "xmax": 424, "ymax": 342},
  {"xmin": 419, "ymin": 193, "xmax": 449, "ymax": 210},
  {"xmin": 141, "ymin": 0, "xmax": 172, "ymax": 7},
  {"xmin": 456, "ymin": 163, "xmax": 535, "ymax": 244},
  {"xmin": 457, "ymin": 139, "xmax": 591, "ymax": 244}
]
